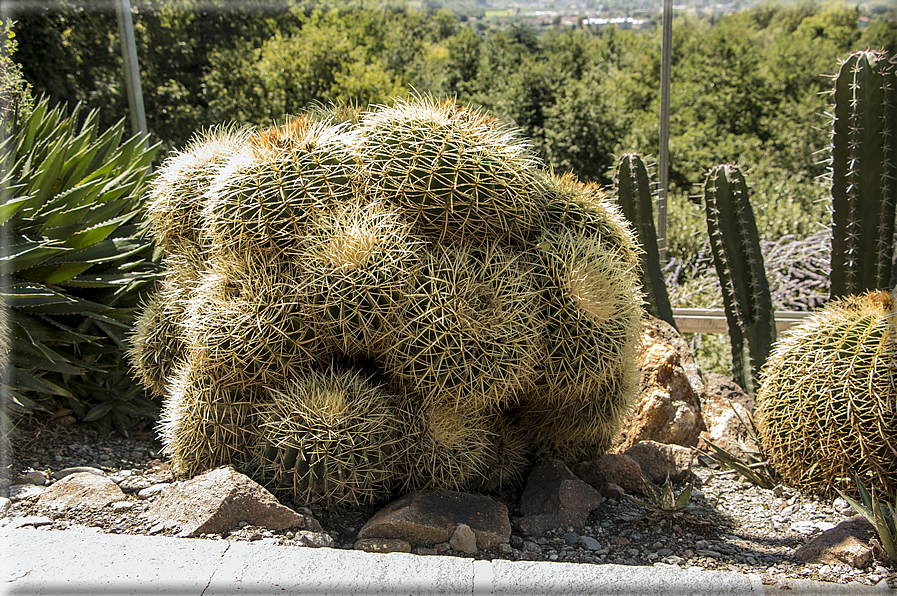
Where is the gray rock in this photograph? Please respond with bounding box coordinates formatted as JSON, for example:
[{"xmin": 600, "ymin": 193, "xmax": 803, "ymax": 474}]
[
  {"xmin": 295, "ymin": 530, "xmax": 334, "ymax": 548},
  {"xmin": 137, "ymin": 483, "xmax": 171, "ymax": 500},
  {"xmin": 17, "ymin": 471, "xmax": 49, "ymax": 486},
  {"xmin": 624, "ymin": 440, "xmax": 693, "ymax": 485},
  {"xmin": 0, "ymin": 496, "xmax": 10, "ymax": 517},
  {"xmin": 699, "ymin": 374, "xmax": 758, "ymax": 458},
  {"xmin": 795, "ymin": 515, "xmax": 876, "ymax": 569},
  {"xmin": 564, "ymin": 531, "xmax": 580, "ymax": 546},
  {"xmin": 37, "ymin": 472, "xmax": 125, "ymax": 511},
  {"xmin": 449, "ymin": 523, "xmax": 478, "ymax": 554},
  {"xmin": 354, "ymin": 537, "xmax": 411, "ymax": 553},
  {"xmin": 111, "ymin": 501, "xmax": 134, "ymax": 512},
  {"xmin": 147, "ymin": 466, "xmax": 321, "ymax": 537},
  {"xmin": 8, "ymin": 484, "xmax": 46, "ymax": 501},
  {"xmin": 358, "ymin": 490, "xmax": 510, "ymax": 549},
  {"xmin": 515, "ymin": 459, "xmax": 603, "ymax": 536},
  {"xmin": 581, "ymin": 536, "xmax": 601, "ymax": 550},
  {"xmin": 52, "ymin": 467, "xmax": 104, "ymax": 481}
]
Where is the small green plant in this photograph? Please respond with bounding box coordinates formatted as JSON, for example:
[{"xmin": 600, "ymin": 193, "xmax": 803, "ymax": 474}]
[
  {"xmin": 835, "ymin": 475, "xmax": 897, "ymax": 565},
  {"xmin": 701, "ymin": 403, "xmax": 780, "ymax": 490},
  {"xmin": 628, "ymin": 476, "xmax": 699, "ymax": 513}
]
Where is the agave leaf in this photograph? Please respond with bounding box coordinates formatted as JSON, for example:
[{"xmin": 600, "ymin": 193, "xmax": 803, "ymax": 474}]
[
  {"xmin": 674, "ymin": 483, "xmax": 694, "ymax": 510},
  {"xmin": 2, "ymin": 285, "xmax": 71, "ymax": 308},
  {"xmin": 872, "ymin": 498, "xmax": 897, "ymax": 563},
  {"xmin": 0, "ymin": 194, "xmax": 29, "ymax": 225},
  {"xmin": 1, "ymin": 240, "xmax": 68, "ymax": 272},
  {"xmin": 61, "ymin": 212, "xmax": 135, "ymax": 252},
  {"xmin": 82, "ymin": 400, "xmax": 115, "ymax": 422},
  {"xmin": 13, "ymin": 368, "xmax": 73, "ymax": 398}
]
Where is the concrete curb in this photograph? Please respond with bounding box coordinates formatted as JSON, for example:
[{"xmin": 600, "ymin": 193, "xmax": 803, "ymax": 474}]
[{"xmin": 2, "ymin": 527, "xmax": 891, "ymax": 595}]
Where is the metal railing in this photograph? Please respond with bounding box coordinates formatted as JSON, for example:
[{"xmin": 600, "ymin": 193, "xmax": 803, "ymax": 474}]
[{"xmin": 672, "ymin": 308, "xmax": 812, "ymax": 334}]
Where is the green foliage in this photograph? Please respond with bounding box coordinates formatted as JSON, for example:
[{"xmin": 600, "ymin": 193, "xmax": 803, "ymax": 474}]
[
  {"xmin": 0, "ymin": 20, "xmax": 33, "ymax": 127},
  {"xmin": 701, "ymin": 403, "xmax": 779, "ymax": 490},
  {"xmin": 1, "ymin": 97, "xmax": 159, "ymax": 436},
  {"xmin": 627, "ymin": 476, "xmax": 700, "ymax": 514},
  {"xmin": 836, "ymin": 475, "xmax": 897, "ymax": 565},
  {"xmin": 829, "ymin": 49, "xmax": 897, "ymax": 298},
  {"xmin": 702, "ymin": 164, "xmax": 775, "ymax": 396}
]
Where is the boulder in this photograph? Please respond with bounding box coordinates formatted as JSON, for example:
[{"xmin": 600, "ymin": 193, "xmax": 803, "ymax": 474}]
[
  {"xmin": 794, "ymin": 515, "xmax": 876, "ymax": 569},
  {"xmin": 620, "ymin": 317, "xmax": 706, "ymax": 449},
  {"xmin": 146, "ymin": 466, "xmax": 321, "ymax": 537},
  {"xmin": 699, "ymin": 373, "xmax": 759, "ymax": 458},
  {"xmin": 572, "ymin": 455, "xmax": 645, "ymax": 496},
  {"xmin": 358, "ymin": 490, "xmax": 510, "ymax": 549},
  {"xmin": 515, "ymin": 459, "xmax": 603, "ymax": 536},
  {"xmin": 624, "ymin": 441, "xmax": 693, "ymax": 485},
  {"xmin": 37, "ymin": 472, "xmax": 125, "ymax": 511}
]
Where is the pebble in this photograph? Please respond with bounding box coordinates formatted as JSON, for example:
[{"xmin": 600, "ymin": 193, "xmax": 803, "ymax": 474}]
[
  {"xmin": 11, "ymin": 515, "xmax": 53, "ymax": 529},
  {"xmin": 580, "ymin": 536, "xmax": 601, "ymax": 551},
  {"xmin": 111, "ymin": 501, "xmax": 134, "ymax": 512},
  {"xmin": 295, "ymin": 530, "xmax": 333, "ymax": 548},
  {"xmin": 137, "ymin": 483, "xmax": 171, "ymax": 500},
  {"xmin": 18, "ymin": 471, "xmax": 49, "ymax": 485},
  {"xmin": 0, "ymin": 497, "xmax": 10, "ymax": 517},
  {"xmin": 52, "ymin": 467, "xmax": 104, "ymax": 481}
]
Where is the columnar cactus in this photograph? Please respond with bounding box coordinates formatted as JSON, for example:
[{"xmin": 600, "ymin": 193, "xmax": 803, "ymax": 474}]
[
  {"xmin": 613, "ymin": 153, "xmax": 676, "ymax": 328},
  {"xmin": 703, "ymin": 164, "xmax": 775, "ymax": 396},
  {"xmin": 830, "ymin": 50, "xmax": 897, "ymax": 299}
]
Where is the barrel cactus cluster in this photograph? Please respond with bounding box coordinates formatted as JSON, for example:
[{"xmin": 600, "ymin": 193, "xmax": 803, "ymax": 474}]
[{"xmin": 129, "ymin": 97, "xmax": 644, "ymax": 508}]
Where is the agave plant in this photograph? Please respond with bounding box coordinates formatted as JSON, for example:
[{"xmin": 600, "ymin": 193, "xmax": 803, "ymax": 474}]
[
  {"xmin": 836, "ymin": 475, "xmax": 897, "ymax": 565},
  {"xmin": 1, "ymin": 97, "xmax": 159, "ymax": 435}
]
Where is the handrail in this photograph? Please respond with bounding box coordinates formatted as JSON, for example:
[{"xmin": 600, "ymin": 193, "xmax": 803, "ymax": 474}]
[{"xmin": 672, "ymin": 308, "xmax": 812, "ymax": 334}]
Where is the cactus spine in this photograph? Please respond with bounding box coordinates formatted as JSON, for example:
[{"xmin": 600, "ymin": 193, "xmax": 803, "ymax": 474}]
[
  {"xmin": 703, "ymin": 164, "xmax": 775, "ymax": 396},
  {"xmin": 830, "ymin": 50, "xmax": 897, "ymax": 298},
  {"xmin": 613, "ymin": 153, "xmax": 676, "ymax": 328}
]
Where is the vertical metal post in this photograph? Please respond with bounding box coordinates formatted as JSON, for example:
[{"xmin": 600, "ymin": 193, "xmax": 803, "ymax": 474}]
[
  {"xmin": 114, "ymin": 0, "xmax": 148, "ymax": 139},
  {"xmin": 658, "ymin": 0, "xmax": 673, "ymax": 264}
]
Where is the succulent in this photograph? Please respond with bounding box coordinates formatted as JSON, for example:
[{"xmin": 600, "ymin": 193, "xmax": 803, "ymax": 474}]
[
  {"xmin": 1, "ymin": 97, "xmax": 159, "ymax": 434},
  {"xmin": 354, "ymin": 96, "xmax": 543, "ymax": 247},
  {"xmin": 385, "ymin": 241, "xmax": 543, "ymax": 411},
  {"xmin": 829, "ymin": 50, "xmax": 897, "ymax": 298},
  {"xmin": 136, "ymin": 96, "xmax": 645, "ymax": 503},
  {"xmin": 254, "ymin": 367, "xmax": 403, "ymax": 507},
  {"xmin": 526, "ymin": 227, "xmax": 642, "ymax": 405},
  {"xmin": 397, "ymin": 394, "xmax": 497, "ymax": 492},
  {"xmin": 302, "ymin": 199, "xmax": 422, "ymax": 358},
  {"xmin": 201, "ymin": 117, "xmax": 359, "ymax": 256},
  {"xmin": 182, "ymin": 251, "xmax": 321, "ymax": 389},
  {"xmin": 755, "ymin": 289, "xmax": 897, "ymax": 498},
  {"xmin": 612, "ymin": 153, "xmax": 676, "ymax": 328},
  {"xmin": 158, "ymin": 361, "xmax": 260, "ymax": 477},
  {"xmin": 143, "ymin": 125, "xmax": 249, "ymax": 252},
  {"xmin": 703, "ymin": 164, "xmax": 775, "ymax": 396}
]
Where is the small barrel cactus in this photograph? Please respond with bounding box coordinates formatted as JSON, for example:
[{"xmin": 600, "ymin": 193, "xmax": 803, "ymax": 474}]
[{"xmin": 755, "ymin": 289, "xmax": 897, "ymax": 498}]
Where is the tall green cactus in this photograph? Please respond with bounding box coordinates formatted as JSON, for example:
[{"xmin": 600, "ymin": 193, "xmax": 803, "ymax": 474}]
[
  {"xmin": 613, "ymin": 153, "xmax": 676, "ymax": 328},
  {"xmin": 703, "ymin": 164, "xmax": 775, "ymax": 397},
  {"xmin": 830, "ymin": 50, "xmax": 897, "ymax": 298}
]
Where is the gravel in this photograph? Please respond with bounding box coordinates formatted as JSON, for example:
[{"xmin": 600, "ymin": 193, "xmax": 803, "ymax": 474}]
[{"xmin": 2, "ymin": 419, "xmax": 895, "ymax": 590}]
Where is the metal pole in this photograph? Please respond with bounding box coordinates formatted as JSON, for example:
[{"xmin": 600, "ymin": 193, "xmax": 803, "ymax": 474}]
[
  {"xmin": 658, "ymin": 0, "xmax": 673, "ymax": 264},
  {"xmin": 114, "ymin": 0, "xmax": 148, "ymax": 139}
]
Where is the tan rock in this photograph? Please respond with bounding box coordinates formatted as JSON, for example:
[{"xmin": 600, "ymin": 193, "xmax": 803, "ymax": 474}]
[
  {"xmin": 795, "ymin": 515, "xmax": 876, "ymax": 568},
  {"xmin": 449, "ymin": 523, "xmax": 478, "ymax": 554},
  {"xmin": 147, "ymin": 466, "xmax": 321, "ymax": 537},
  {"xmin": 572, "ymin": 455, "xmax": 645, "ymax": 495},
  {"xmin": 37, "ymin": 472, "xmax": 125, "ymax": 511},
  {"xmin": 699, "ymin": 373, "xmax": 759, "ymax": 458},
  {"xmin": 358, "ymin": 490, "xmax": 510, "ymax": 549},
  {"xmin": 624, "ymin": 440, "xmax": 693, "ymax": 485},
  {"xmin": 619, "ymin": 317, "xmax": 706, "ymax": 449}
]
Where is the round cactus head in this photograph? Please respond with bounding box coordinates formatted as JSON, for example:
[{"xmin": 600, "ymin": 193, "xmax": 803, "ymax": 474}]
[
  {"xmin": 354, "ymin": 96, "xmax": 543, "ymax": 246},
  {"xmin": 202, "ymin": 118, "xmax": 360, "ymax": 256},
  {"xmin": 755, "ymin": 289, "xmax": 897, "ymax": 497},
  {"xmin": 302, "ymin": 199, "xmax": 423, "ymax": 358},
  {"xmin": 386, "ymin": 241, "xmax": 543, "ymax": 411},
  {"xmin": 145, "ymin": 125, "xmax": 250, "ymax": 251},
  {"xmin": 253, "ymin": 367, "xmax": 403, "ymax": 508}
]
